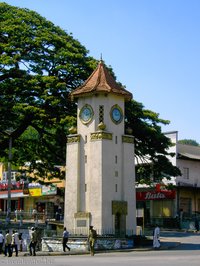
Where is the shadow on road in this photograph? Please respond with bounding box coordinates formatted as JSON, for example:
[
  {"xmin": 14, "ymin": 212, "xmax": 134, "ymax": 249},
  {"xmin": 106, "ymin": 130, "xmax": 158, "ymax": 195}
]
[{"xmin": 174, "ymin": 243, "xmax": 200, "ymax": 250}]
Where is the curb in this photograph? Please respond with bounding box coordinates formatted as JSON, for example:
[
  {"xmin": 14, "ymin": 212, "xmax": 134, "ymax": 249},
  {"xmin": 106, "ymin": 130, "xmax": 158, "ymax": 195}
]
[{"xmin": 19, "ymin": 242, "xmax": 181, "ymax": 256}]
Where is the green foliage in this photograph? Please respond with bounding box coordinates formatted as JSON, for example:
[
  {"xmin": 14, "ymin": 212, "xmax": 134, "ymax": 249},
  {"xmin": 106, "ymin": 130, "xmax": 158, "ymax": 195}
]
[
  {"xmin": 0, "ymin": 2, "xmax": 96, "ymax": 180},
  {"xmin": 125, "ymin": 100, "xmax": 181, "ymax": 182},
  {"xmin": 0, "ymin": 3, "xmax": 181, "ymax": 183},
  {"xmin": 178, "ymin": 139, "xmax": 199, "ymax": 146}
]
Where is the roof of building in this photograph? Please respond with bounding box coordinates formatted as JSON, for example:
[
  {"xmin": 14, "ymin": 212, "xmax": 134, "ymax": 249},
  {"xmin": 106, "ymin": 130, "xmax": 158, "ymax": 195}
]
[
  {"xmin": 71, "ymin": 60, "xmax": 132, "ymax": 100},
  {"xmin": 177, "ymin": 143, "xmax": 200, "ymax": 160}
]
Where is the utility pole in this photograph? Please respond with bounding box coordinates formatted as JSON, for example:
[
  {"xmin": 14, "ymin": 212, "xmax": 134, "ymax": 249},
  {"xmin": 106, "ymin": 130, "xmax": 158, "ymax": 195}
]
[{"xmin": 7, "ymin": 135, "xmax": 12, "ymax": 213}]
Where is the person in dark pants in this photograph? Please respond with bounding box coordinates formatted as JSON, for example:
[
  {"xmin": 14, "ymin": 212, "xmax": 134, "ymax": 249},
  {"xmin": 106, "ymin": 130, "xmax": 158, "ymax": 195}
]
[
  {"xmin": 4, "ymin": 230, "xmax": 12, "ymax": 257},
  {"xmin": 62, "ymin": 227, "xmax": 70, "ymax": 252},
  {"xmin": 195, "ymin": 217, "xmax": 199, "ymax": 231},
  {"xmin": 11, "ymin": 230, "xmax": 19, "ymax": 257},
  {"xmin": 29, "ymin": 227, "xmax": 37, "ymax": 256}
]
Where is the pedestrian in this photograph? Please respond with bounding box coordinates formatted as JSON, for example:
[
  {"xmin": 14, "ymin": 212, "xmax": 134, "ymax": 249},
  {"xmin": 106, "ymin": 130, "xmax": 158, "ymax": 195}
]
[
  {"xmin": 195, "ymin": 217, "xmax": 199, "ymax": 231},
  {"xmin": 14, "ymin": 209, "xmax": 18, "ymax": 222},
  {"xmin": 87, "ymin": 225, "xmax": 97, "ymax": 256},
  {"xmin": 32, "ymin": 208, "xmax": 37, "ymax": 221},
  {"xmin": 18, "ymin": 232, "xmax": 23, "ymax": 252},
  {"xmin": 4, "ymin": 230, "xmax": 12, "ymax": 257},
  {"xmin": 62, "ymin": 227, "xmax": 70, "ymax": 252},
  {"xmin": 153, "ymin": 224, "xmax": 160, "ymax": 249},
  {"xmin": 29, "ymin": 227, "xmax": 37, "ymax": 256},
  {"xmin": 6, "ymin": 208, "xmax": 11, "ymax": 224},
  {"xmin": 11, "ymin": 230, "xmax": 19, "ymax": 257},
  {"xmin": 19, "ymin": 209, "xmax": 23, "ymax": 226},
  {"xmin": 0, "ymin": 230, "xmax": 4, "ymax": 255}
]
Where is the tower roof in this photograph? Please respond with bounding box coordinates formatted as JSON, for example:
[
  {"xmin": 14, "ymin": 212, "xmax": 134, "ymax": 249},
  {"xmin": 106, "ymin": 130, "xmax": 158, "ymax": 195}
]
[{"xmin": 71, "ymin": 61, "xmax": 132, "ymax": 100}]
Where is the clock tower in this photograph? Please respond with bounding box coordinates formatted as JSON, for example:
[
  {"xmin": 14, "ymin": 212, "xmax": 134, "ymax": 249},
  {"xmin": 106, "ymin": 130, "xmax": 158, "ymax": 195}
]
[{"xmin": 64, "ymin": 60, "xmax": 136, "ymax": 235}]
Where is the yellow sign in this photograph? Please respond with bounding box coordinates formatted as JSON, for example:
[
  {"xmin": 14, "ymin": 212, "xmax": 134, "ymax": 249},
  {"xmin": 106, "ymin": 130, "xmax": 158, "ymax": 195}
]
[{"xmin": 29, "ymin": 188, "xmax": 42, "ymax": 197}]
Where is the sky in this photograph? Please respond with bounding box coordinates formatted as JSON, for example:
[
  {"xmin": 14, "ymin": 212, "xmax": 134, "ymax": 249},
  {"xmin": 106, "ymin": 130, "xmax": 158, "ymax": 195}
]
[{"xmin": 2, "ymin": 0, "xmax": 200, "ymax": 143}]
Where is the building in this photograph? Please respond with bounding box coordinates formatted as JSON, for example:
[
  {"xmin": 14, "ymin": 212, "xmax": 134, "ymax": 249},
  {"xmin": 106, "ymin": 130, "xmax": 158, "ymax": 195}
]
[
  {"xmin": 136, "ymin": 131, "xmax": 200, "ymax": 229},
  {"xmin": 0, "ymin": 163, "xmax": 65, "ymax": 219},
  {"xmin": 64, "ymin": 60, "xmax": 136, "ymax": 235}
]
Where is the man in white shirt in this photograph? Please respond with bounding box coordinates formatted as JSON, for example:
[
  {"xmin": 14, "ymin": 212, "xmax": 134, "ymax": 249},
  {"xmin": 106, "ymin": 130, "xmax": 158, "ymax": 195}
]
[
  {"xmin": 12, "ymin": 230, "xmax": 19, "ymax": 257},
  {"xmin": 153, "ymin": 225, "xmax": 161, "ymax": 249}
]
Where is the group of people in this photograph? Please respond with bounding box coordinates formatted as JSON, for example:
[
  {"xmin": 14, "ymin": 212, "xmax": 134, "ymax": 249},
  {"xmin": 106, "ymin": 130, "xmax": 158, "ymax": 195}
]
[
  {"xmin": 0, "ymin": 226, "xmax": 38, "ymax": 257},
  {"xmin": 0, "ymin": 225, "xmax": 160, "ymax": 256},
  {"xmin": 0, "ymin": 229, "xmax": 21, "ymax": 257}
]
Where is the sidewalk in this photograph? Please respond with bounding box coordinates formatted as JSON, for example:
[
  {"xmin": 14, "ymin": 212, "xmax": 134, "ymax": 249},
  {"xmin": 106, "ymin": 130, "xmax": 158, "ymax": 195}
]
[{"xmin": 15, "ymin": 239, "xmax": 180, "ymax": 257}]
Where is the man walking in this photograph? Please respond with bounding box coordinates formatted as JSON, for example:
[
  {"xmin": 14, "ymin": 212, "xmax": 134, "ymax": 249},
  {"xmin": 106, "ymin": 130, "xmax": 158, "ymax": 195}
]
[
  {"xmin": 11, "ymin": 230, "xmax": 19, "ymax": 257},
  {"xmin": 88, "ymin": 225, "xmax": 97, "ymax": 256},
  {"xmin": 4, "ymin": 230, "xmax": 12, "ymax": 257},
  {"xmin": 62, "ymin": 227, "xmax": 70, "ymax": 252},
  {"xmin": 29, "ymin": 227, "xmax": 37, "ymax": 256}
]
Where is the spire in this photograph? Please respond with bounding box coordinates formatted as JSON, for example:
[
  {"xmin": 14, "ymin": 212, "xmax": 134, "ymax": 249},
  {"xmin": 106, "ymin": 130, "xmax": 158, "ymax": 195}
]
[{"xmin": 71, "ymin": 61, "xmax": 132, "ymax": 101}]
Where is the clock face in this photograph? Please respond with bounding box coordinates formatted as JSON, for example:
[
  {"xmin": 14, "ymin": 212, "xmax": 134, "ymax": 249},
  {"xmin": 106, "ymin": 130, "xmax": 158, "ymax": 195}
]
[
  {"xmin": 80, "ymin": 104, "xmax": 93, "ymax": 124},
  {"xmin": 111, "ymin": 105, "xmax": 123, "ymax": 124}
]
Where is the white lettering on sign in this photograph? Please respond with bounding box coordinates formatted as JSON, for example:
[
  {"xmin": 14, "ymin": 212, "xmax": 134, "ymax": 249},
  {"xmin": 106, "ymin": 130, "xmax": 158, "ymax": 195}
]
[{"xmin": 145, "ymin": 192, "xmax": 166, "ymax": 200}]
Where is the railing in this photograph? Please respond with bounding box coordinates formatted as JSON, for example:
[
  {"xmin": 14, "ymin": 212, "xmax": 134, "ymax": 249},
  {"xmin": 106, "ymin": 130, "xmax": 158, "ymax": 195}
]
[{"xmin": 0, "ymin": 211, "xmax": 62, "ymax": 225}]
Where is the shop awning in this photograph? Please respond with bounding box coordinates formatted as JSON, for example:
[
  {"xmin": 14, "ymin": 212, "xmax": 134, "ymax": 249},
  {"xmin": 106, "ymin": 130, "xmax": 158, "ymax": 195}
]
[{"xmin": 0, "ymin": 190, "xmax": 29, "ymax": 199}]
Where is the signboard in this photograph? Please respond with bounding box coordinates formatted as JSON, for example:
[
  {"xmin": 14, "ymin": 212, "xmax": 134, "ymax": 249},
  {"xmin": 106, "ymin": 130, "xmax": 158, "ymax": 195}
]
[
  {"xmin": 42, "ymin": 184, "xmax": 57, "ymax": 195},
  {"xmin": 0, "ymin": 181, "xmax": 24, "ymax": 191},
  {"xmin": 136, "ymin": 190, "xmax": 176, "ymax": 201},
  {"xmin": 29, "ymin": 188, "xmax": 42, "ymax": 197},
  {"xmin": 0, "ymin": 181, "xmax": 57, "ymax": 197},
  {"xmin": 27, "ymin": 183, "xmax": 57, "ymax": 196}
]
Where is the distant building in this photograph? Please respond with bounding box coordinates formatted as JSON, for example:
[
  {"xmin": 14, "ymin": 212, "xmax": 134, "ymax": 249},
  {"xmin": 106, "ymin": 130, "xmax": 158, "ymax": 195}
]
[{"xmin": 136, "ymin": 131, "xmax": 200, "ymax": 229}]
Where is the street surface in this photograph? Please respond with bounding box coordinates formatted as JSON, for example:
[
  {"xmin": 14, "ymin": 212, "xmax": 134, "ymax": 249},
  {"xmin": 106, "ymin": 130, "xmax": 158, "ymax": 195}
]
[
  {"xmin": 0, "ymin": 231, "xmax": 200, "ymax": 266},
  {"xmin": 1, "ymin": 250, "xmax": 200, "ymax": 266},
  {"xmin": 160, "ymin": 230, "xmax": 200, "ymax": 250}
]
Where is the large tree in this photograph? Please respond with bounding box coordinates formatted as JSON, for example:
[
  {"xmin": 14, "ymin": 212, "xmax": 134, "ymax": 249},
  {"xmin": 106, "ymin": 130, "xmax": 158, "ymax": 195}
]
[{"xmin": 0, "ymin": 3, "xmax": 181, "ymax": 183}]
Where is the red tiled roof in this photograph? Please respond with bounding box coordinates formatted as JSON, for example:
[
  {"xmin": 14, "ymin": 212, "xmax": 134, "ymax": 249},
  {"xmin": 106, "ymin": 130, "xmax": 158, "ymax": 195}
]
[{"xmin": 71, "ymin": 60, "xmax": 132, "ymax": 100}]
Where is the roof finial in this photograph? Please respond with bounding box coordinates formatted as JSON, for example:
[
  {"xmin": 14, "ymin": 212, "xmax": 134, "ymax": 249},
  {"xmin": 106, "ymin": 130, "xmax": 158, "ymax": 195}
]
[{"xmin": 100, "ymin": 53, "xmax": 103, "ymax": 61}]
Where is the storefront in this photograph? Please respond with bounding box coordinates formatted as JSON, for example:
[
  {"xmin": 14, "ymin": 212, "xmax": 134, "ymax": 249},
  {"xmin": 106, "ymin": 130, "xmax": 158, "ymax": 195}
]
[
  {"xmin": 136, "ymin": 185, "xmax": 176, "ymax": 227},
  {"xmin": 0, "ymin": 180, "xmax": 62, "ymax": 220},
  {"xmin": 0, "ymin": 180, "xmax": 27, "ymax": 211},
  {"xmin": 25, "ymin": 183, "xmax": 60, "ymax": 219}
]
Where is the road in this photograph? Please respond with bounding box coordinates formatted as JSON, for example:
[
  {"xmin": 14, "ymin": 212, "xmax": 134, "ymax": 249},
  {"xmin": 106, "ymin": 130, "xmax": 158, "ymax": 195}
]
[
  {"xmin": 160, "ymin": 230, "xmax": 200, "ymax": 250},
  {"xmin": 0, "ymin": 231, "xmax": 200, "ymax": 266},
  {"xmin": 1, "ymin": 250, "xmax": 200, "ymax": 266}
]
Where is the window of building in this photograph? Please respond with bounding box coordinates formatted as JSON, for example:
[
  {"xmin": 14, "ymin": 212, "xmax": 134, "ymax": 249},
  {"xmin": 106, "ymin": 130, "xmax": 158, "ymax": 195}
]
[
  {"xmin": 183, "ymin": 167, "xmax": 189, "ymax": 179},
  {"xmin": 180, "ymin": 197, "xmax": 192, "ymax": 216},
  {"xmin": 115, "ymin": 171, "xmax": 118, "ymax": 177},
  {"xmin": 115, "ymin": 184, "xmax": 118, "ymax": 192},
  {"xmin": 99, "ymin": 105, "xmax": 104, "ymax": 123},
  {"xmin": 85, "ymin": 155, "xmax": 87, "ymax": 163},
  {"xmin": 115, "ymin": 156, "xmax": 118, "ymax": 164},
  {"xmin": 85, "ymin": 135, "xmax": 87, "ymax": 143},
  {"xmin": 115, "ymin": 136, "xmax": 118, "ymax": 144}
]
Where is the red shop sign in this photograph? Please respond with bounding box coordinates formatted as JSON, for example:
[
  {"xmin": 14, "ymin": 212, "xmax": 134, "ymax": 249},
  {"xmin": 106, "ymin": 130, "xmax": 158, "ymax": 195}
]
[{"xmin": 136, "ymin": 190, "xmax": 176, "ymax": 201}]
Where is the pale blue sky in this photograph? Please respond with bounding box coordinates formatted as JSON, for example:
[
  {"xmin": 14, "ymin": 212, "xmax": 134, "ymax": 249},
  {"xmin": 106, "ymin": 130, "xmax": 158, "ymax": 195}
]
[{"xmin": 2, "ymin": 0, "xmax": 200, "ymax": 143}]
